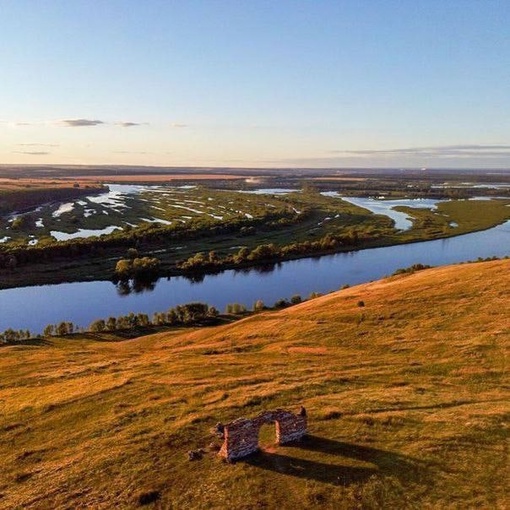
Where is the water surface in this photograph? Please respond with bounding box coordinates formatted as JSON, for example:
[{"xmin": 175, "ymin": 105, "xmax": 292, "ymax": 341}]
[{"xmin": 0, "ymin": 220, "xmax": 508, "ymax": 334}]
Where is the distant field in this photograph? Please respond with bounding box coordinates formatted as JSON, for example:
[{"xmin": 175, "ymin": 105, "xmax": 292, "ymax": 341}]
[
  {"xmin": 0, "ymin": 177, "xmax": 95, "ymax": 191},
  {"xmin": 70, "ymin": 173, "xmax": 248, "ymax": 182},
  {"xmin": 311, "ymin": 176, "xmax": 368, "ymax": 181},
  {"xmin": 0, "ymin": 260, "xmax": 508, "ymax": 508}
]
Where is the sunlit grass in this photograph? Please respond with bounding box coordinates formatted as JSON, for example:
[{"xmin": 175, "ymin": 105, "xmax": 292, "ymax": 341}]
[{"xmin": 0, "ymin": 259, "xmax": 508, "ymax": 508}]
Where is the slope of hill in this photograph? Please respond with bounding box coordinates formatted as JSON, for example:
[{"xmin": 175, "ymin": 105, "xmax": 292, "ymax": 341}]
[{"xmin": 1, "ymin": 260, "xmax": 508, "ymax": 509}]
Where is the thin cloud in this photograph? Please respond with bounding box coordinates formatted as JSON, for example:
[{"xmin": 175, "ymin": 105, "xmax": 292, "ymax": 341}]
[
  {"xmin": 333, "ymin": 144, "xmax": 510, "ymax": 157},
  {"xmin": 4, "ymin": 118, "xmax": 151, "ymax": 128},
  {"xmin": 170, "ymin": 123, "xmax": 188, "ymax": 128},
  {"xmin": 61, "ymin": 119, "xmax": 105, "ymax": 127},
  {"xmin": 1, "ymin": 121, "xmax": 39, "ymax": 126},
  {"xmin": 116, "ymin": 121, "xmax": 147, "ymax": 128},
  {"xmin": 17, "ymin": 143, "xmax": 59, "ymax": 147},
  {"xmin": 113, "ymin": 150, "xmax": 150, "ymax": 155},
  {"xmin": 13, "ymin": 150, "xmax": 50, "ymax": 156}
]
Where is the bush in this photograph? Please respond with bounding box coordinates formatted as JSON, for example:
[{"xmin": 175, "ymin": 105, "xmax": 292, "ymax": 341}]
[
  {"xmin": 392, "ymin": 263, "xmax": 431, "ymax": 276},
  {"xmin": 225, "ymin": 303, "xmax": 247, "ymax": 314},
  {"xmin": 290, "ymin": 294, "xmax": 302, "ymax": 305},
  {"xmin": 135, "ymin": 490, "xmax": 160, "ymax": 506},
  {"xmin": 274, "ymin": 298, "xmax": 290, "ymax": 309},
  {"xmin": 114, "ymin": 256, "xmax": 160, "ymax": 279},
  {"xmin": 253, "ymin": 299, "xmax": 265, "ymax": 312}
]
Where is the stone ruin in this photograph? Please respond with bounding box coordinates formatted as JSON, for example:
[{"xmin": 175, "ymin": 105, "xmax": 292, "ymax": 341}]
[{"xmin": 216, "ymin": 407, "xmax": 307, "ymax": 462}]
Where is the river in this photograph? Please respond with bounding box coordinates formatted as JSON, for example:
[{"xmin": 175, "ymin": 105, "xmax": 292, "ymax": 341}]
[{"xmin": 0, "ymin": 220, "xmax": 508, "ymax": 334}]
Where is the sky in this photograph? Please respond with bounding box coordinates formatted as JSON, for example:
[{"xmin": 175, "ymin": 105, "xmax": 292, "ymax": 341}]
[{"xmin": 1, "ymin": 0, "xmax": 509, "ymax": 169}]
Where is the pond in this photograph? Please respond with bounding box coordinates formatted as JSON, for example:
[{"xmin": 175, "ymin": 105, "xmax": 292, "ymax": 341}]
[{"xmin": 0, "ymin": 220, "xmax": 508, "ymax": 334}]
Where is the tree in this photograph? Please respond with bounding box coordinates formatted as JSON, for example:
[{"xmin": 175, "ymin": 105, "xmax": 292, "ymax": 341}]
[
  {"xmin": 207, "ymin": 306, "xmax": 219, "ymax": 318},
  {"xmin": 247, "ymin": 243, "xmax": 277, "ymax": 261},
  {"xmin": 115, "ymin": 259, "xmax": 132, "ymax": 279},
  {"xmin": 253, "ymin": 300, "xmax": 265, "ymax": 312},
  {"xmin": 274, "ymin": 298, "xmax": 290, "ymax": 309},
  {"xmin": 43, "ymin": 324, "xmax": 55, "ymax": 337},
  {"xmin": 56, "ymin": 322, "xmax": 69, "ymax": 336},
  {"xmin": 106, "ymin": 317, "xmax": 117, "ymax": 331},
  {"xmin": 89, "ymin": 319, "xmax": 106, "ymax": 332}
]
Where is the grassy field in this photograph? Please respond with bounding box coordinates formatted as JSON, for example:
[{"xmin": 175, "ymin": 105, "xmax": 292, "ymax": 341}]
[{"xmin": 0, "ymin": 259, "xmax": 508, "ymax": 508}]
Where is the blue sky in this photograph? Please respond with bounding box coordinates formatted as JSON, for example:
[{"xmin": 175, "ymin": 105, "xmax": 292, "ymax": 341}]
[{"xmin": 1, "ymin": 0, "xmax": 509, "ymax": 168}]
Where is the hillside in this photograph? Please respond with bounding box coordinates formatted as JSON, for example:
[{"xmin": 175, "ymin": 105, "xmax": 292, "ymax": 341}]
[{"xmin": 0, "ymin": 260, "xmax": 508, "ymax": 509}]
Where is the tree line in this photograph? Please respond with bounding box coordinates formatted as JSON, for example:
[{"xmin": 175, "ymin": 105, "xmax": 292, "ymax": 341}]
[
  {"xmin": 0, "ymin": 205, "xmax": 307, "ymax": 270},
  {"xmin": 0, "ymin": 291, "xmax": 326, "ymax": 345},
  {"xmin": 0, "ymin": 185, "xmax": 105, "ymax": 215},
  {"xmin": 176, "ymin": 228, "xmax": 378, "ymax": 272}
]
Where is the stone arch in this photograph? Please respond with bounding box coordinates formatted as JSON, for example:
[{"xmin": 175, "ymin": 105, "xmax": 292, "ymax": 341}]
[{"xmin": 218, "ymin": 407, "xmax": 307, "ymax": 461}]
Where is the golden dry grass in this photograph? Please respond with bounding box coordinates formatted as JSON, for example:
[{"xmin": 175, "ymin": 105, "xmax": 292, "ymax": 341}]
[{"xmin": 0, "ymin": 260, "xmax": 508, "ymax": 508}]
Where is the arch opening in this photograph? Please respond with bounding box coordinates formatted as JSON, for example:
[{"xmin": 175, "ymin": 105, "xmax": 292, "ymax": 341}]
[{"xmin": 258, "ymin": 421, "xmax": 279, "ymax": 451}]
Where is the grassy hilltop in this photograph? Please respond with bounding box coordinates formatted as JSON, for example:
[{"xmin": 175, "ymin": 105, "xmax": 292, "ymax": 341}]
[{"xmin": 0, "ymin": 260, "xmax": 508, "ymax": 509}]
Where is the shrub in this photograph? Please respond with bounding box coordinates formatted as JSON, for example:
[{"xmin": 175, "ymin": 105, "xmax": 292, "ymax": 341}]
[
  {"xmin": 225, "ymin": 303, "xmax": 247, "ymax": 314},
  {"xmin": 135, "ymin": 490, "xmax": 160, "ymax": 506},
  {"xmin": 274, "ymin": 298, "xmax": 290, "ymax": 309},
  {"xmin": 253, "ymin": 299, "xmax": 265, "ymax": 312},
  {"xmin": 392, "ymin": 263, "xmax": 431, "ymax": 276}
]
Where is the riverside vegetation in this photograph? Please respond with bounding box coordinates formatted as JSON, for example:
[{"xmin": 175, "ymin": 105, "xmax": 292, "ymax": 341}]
[
  {"xmin": 1, "ymin": 175, "xmax": 509, "ymax": 289},
  {"xmin": 0, "ymin": 259, "xmax": 508, "ymax": 508}
]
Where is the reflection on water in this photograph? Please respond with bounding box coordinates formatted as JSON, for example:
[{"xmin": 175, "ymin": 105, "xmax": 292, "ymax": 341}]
[
  {"xmin": 116, "ymin": 278, "xmax": 158, "ymax": 296},
  {"xmin": 0, "ymin": 221, "xmax": 508, "ymax": 334}
]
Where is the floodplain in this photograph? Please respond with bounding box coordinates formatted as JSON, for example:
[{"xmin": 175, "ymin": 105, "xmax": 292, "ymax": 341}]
[{"xmin": 0, "ymin": 167, "xmax": 509, "ymax": 290}]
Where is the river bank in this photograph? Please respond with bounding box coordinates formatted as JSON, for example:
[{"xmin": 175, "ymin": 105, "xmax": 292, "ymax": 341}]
[{"xmin": 1, "ymin": 219, "xmax": 508, "ymax": 334}]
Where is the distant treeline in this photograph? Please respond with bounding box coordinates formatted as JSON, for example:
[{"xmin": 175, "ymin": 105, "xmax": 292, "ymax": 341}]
[
  {"xmin": 176, "ymin": 229, "xmax": 379, "ymax": 272},
  {"xmin": 0, "ymin": 185, "xmax": 105, "ymax": 215}
]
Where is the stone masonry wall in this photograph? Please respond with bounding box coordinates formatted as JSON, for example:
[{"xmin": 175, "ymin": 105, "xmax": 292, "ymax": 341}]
[{"xmin": 218, "ymin": 408, "xmax": 307, "ymax": 461}]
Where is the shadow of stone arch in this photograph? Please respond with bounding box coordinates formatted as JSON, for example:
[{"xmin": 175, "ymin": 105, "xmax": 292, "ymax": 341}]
[
  {"xmin": 244, "ymin": 451, "xmax": 378, "ymax": 486},
  {"xmin": 218, "ymin": 408, "xmax": 307, "ymax": 461},
  {"xmin": 247, "ymin": 435, "xmax": 431, "ymax": 487}
]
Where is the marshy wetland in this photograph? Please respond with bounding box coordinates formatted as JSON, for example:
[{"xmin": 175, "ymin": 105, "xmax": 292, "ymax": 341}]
[
  {"xmin": 0, "ymin": 167, "xmax": 509, "ymax": 334},
  {"xmin": 1, "ymin": 168, "xmax": 509, "ymax": 290}
]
